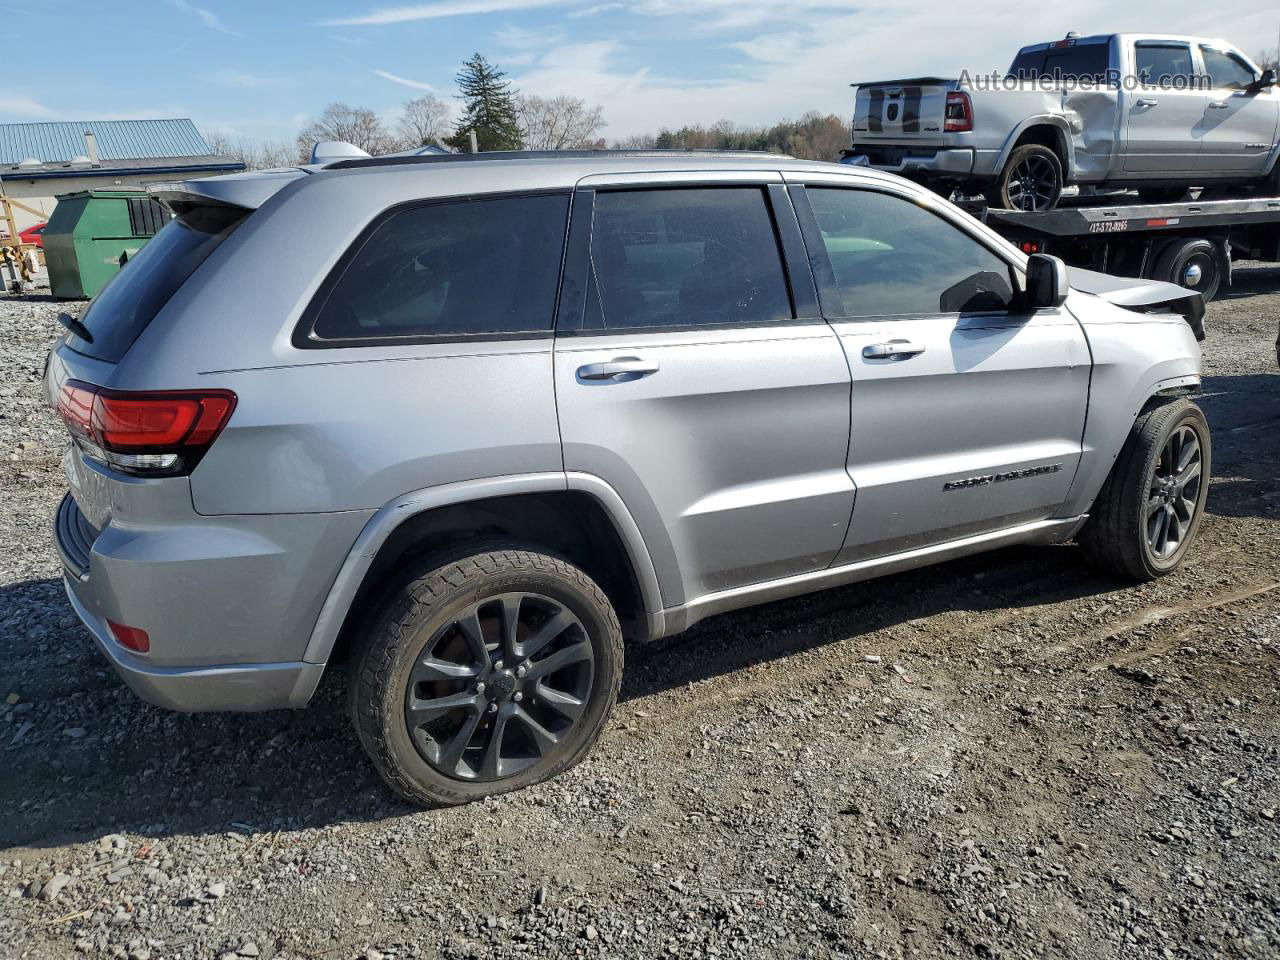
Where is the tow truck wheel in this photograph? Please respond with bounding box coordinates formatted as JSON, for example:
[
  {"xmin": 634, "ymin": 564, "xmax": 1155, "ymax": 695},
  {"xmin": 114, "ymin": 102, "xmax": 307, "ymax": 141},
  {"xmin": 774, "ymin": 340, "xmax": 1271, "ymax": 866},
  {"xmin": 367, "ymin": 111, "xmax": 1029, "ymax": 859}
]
[
  {"xmin": 985, "ymin": 144, "xmax": 1063, "ymax": 212},
  {"xmin": 1152, "ymin": 238, "xmax": 1222, "ymax": 304}
]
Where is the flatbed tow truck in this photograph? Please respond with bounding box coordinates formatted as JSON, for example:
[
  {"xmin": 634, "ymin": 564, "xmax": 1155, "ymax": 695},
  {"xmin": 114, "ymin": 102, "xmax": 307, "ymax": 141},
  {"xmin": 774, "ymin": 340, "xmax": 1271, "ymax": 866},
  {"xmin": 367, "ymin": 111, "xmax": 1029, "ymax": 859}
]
[{"xmin": 961, "ymin": 193, "xmax": 1280, "ymax": 305}]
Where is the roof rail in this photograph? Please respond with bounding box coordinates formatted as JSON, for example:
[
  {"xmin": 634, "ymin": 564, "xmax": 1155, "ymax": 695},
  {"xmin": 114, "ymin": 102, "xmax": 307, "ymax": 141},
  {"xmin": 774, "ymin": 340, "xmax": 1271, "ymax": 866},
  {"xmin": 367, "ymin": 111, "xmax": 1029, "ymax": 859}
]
[{"xmin": 324, "ymin": 147, "xmax": 792, "ymax": 171}]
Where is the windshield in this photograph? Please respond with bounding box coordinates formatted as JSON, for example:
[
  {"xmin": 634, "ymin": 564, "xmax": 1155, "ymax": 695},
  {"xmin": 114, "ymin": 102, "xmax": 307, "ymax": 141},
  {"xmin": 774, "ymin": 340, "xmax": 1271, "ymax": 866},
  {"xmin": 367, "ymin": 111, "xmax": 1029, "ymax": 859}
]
[{"xmin": 67, "ymin": 204, "xmax": 246, "ymax": 362}]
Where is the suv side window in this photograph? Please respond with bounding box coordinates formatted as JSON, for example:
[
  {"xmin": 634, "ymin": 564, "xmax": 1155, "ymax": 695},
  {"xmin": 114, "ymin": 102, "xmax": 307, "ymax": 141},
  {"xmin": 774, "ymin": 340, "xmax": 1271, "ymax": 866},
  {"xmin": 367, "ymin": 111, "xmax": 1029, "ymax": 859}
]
[
  {"xmin": 1134, "ymin": 42, "xmax": 1195, "ymax": 87},
  {"xmin": 305, "ymin": 193, "xmax": 569, "ymax": 344},
  {"xmin": 1199, "ymin": 46, "xmax": 1256, "ymax": 90},
  {"xmin": 806, "ymin": 187, "xmax": 1017, "ymax": 318},
  {"xmin": 586, "ymin": 188, "xmax": 793, "ymax": 330}
]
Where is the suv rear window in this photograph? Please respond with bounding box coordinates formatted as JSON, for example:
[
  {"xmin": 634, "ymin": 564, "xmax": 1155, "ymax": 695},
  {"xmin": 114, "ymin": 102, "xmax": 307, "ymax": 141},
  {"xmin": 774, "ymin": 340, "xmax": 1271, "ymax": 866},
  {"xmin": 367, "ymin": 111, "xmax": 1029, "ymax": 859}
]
[
  {"xmin": 1009, "ymin": 42, "xmax": 1110, "ymax": 83},
  {"xmin": 68, "ymin": 205, "xmax": 246, "ymax": 362}
]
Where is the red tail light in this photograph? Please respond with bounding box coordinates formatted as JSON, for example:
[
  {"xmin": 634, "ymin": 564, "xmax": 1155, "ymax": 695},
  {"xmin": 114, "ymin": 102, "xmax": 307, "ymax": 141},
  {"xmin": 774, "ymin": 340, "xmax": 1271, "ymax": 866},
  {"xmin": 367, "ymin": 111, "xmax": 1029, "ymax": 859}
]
[
  {"xmin": 56, "ymin": 380, "xmax": 236, "ymax": 476},
  {"xmin": 944, "ymin": 92, "xmax": 973, "ymax": 133}
]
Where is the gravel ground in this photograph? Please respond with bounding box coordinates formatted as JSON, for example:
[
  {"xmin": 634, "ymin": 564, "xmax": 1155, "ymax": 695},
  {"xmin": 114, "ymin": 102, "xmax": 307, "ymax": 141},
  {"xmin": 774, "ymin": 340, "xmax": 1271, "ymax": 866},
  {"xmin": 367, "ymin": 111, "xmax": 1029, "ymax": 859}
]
[{"xmin": 1, "ymin": 270, "xmax": 1277, "ymax": 960}]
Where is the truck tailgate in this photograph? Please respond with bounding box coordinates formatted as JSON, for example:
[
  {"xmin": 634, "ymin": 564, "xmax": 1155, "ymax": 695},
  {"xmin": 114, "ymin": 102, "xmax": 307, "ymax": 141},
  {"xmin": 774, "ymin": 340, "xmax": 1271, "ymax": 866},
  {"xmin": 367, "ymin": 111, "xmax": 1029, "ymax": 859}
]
[{"xmin": 853, "ymin": 77, "xmax": 955, "ymax": 145}]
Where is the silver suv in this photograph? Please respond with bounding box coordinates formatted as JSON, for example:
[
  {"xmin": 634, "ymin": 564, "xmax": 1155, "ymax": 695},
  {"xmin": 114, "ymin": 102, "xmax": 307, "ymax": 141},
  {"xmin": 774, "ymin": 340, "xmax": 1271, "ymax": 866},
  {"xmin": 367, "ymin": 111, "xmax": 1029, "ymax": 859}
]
[{"xmin": 48, "ymin": 151, "xmax": 1210, "ymax": 805}]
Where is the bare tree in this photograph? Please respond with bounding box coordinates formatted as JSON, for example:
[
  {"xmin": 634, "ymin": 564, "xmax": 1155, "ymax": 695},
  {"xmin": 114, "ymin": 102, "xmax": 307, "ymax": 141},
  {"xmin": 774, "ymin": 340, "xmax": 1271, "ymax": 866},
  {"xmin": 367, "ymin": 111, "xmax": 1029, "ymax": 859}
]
[
  {"xmin": 205, "ymin": 132, "xmax": 302, "ymax": 170},
  {"xmin": 1258, "ymin": 48, "xmax": 1278, "ymax": 72},
  {"xmin": 611, "ymin": 132, "xmax": 656, "ymax": 149},
  {"xmin": 296, "ymin": 102, "xmax": 396, "ymax": 159},
  {"xmin": 516, "ymin": 94, "xmax": 606, "ymax": 150},
  {"xmin": 397, "ymin": 94, "xmax": 451, "ymax": 148}
]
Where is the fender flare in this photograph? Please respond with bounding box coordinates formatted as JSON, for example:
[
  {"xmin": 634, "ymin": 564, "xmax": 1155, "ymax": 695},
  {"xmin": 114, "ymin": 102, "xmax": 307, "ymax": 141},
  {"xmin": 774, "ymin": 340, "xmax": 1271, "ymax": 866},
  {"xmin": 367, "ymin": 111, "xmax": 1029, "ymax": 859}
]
[
  {"xmin": 300, "ymin": 471, "xmax": 667, "ymax": 666},
  {"xmin": 993, "ymin": 116, "xmax": 1077, "ymax": 180}
]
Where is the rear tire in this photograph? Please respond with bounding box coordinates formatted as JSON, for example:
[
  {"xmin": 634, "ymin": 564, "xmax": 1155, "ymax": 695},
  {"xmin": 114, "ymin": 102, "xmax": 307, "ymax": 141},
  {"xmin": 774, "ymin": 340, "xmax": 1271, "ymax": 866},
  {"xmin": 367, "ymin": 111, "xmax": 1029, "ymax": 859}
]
[
  {"xmin": 349, "ymin": 549, "xmax": 623, "ymax": 806},
  {"xmin": 1077, "ymin": 400, "xmax": 1211, "ymax": 581},
  {"xmin": 985, "ymin": 144, "xmax": 1063, "ymax": 211}
]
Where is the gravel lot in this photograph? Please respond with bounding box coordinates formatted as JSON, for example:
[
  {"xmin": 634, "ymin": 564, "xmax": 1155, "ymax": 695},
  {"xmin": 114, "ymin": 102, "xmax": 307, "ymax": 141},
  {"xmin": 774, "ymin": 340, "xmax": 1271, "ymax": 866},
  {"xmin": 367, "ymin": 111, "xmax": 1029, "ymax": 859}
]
[{"xmin": 1, "ymin": 271, "xmax": 1277, "ymax": 960}]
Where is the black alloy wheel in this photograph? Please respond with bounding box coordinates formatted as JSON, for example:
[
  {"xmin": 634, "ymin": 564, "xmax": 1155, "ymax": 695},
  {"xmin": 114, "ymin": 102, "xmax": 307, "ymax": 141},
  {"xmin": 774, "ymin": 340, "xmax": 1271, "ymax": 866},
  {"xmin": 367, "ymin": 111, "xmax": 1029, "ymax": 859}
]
[{"xmin": 405, "ymin": 592, "xmax": 594, "ymax": 781}]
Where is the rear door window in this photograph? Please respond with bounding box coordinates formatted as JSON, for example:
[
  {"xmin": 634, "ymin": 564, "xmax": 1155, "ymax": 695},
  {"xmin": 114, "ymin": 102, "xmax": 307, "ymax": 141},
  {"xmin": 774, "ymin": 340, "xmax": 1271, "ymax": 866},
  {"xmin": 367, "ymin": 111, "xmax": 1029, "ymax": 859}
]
[
  {"xmin": 304, "ymin": 193, "xmax": 569, "ymax": 344},
  {"xmin": 1134, "ymin": 43, "xmax": 1195, "ymax": 87},
  {"xmin": 69, "ymin": 205, "xmax": 245, "ymax": 362},
  {"xmin": 585, "ymin": 187, "xmax": 793, "ymax": 330}
]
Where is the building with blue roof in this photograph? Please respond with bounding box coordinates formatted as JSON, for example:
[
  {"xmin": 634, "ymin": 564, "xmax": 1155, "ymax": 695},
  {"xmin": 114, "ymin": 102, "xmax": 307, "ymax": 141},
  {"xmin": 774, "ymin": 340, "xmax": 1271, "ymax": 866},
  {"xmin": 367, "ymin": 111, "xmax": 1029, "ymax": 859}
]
[{"xmin": 0, "ymin": 119, "xmax": 244, "ymax": 229}]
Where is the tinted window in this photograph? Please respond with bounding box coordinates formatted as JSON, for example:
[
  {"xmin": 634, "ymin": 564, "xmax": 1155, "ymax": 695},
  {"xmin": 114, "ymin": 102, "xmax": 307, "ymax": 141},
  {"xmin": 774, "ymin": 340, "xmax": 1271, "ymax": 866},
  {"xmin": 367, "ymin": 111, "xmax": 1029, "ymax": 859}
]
[
  {"xmin": 1009, "ymin": 43, "xmax": 1110, "ymax": 82},
  {"xmin": 72, "ymin": 205, "xmax": 245, "ymax": 362},
  {"xmin": 309, "ymin": 193, "xmax": 569, "ymax": 342},
  {"xmin": 807, "ymin": 188, "xmax": 1017, "ymax": 317},
  {"xmin": 587, "ymin": 188, "xmax": 792, "ymax": 330},
  {"xmin": 1200, "ymin": 47, "xmax": 1255, "ymax": 89},
  {"xmin": 1135, "ymin": 43, "xmax": 1194, "ymax": 86}
]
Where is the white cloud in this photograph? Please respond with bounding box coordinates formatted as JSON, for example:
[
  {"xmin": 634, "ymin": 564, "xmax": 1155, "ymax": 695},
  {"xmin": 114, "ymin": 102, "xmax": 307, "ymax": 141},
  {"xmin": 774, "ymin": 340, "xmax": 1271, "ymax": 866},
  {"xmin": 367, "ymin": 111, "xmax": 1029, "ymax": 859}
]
[
  {"xmin": 567, "ymin": 3, "xmax": 624, "ymax": 18},
  {"xmin": 3, "ymin": 96, "xmax": 57, "ymax": 118},
  {"xmin": 320, "ymin": 0, "xmax": 569, "ymax": 27},
  {"xmin": 168, "ymin": 0, "xmax": 242, "ymax": 37},
  {"xmin": 495, "ymin": 23, "xmax": 567, "ymax": 48},
  {"xmin": 375, "ymin": 69, "xmax": 437, "ymax": 91}
]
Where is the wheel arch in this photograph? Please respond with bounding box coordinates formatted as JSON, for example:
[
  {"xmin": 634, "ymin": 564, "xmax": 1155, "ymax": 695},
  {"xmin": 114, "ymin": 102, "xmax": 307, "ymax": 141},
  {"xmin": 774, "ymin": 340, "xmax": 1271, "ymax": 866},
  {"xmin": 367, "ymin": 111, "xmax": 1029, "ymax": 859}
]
[
  {"xmin": 995, "ymin": 119, "xmax": 1074, "ymax": 180},
  {"xmin": 302, "ymin": 473, "xmax": 667, "ymax": 670}
]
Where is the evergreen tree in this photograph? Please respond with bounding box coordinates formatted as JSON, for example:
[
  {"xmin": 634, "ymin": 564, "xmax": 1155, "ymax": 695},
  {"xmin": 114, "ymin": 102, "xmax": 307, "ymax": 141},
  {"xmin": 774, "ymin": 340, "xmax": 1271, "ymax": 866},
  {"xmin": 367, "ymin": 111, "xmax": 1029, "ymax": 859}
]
[{"xmin": 445, "ymin": 54, "xmax": 523, "ymax": 152}]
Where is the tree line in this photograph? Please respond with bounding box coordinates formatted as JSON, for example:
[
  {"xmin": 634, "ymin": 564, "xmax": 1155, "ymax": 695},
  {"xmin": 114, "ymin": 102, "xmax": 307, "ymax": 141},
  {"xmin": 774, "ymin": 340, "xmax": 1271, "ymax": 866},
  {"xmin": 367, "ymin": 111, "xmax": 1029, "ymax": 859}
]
[{"xmin": 210, "ymin": 53, "xmax": 610, "ymax": 169}]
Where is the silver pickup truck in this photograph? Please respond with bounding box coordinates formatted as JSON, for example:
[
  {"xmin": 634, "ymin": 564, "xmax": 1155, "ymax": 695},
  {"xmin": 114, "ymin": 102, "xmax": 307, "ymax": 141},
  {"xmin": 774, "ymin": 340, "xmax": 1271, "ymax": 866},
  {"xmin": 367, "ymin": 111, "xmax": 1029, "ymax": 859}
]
[{"xmin": 846, "ymin": 33, "xmax": 1280, "ymax": 211}]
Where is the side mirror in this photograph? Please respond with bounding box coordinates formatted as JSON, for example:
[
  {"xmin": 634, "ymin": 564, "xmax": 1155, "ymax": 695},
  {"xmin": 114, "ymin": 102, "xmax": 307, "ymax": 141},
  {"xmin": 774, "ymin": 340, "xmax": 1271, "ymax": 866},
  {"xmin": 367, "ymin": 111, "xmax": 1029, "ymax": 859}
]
[
  {"xmin": 1249, "ymin": 68, "xmax": 1277, "ymax": 93},
  {"xmin": 1026, "ymin": 253, "xmax": 1069, "ymax": 309}
]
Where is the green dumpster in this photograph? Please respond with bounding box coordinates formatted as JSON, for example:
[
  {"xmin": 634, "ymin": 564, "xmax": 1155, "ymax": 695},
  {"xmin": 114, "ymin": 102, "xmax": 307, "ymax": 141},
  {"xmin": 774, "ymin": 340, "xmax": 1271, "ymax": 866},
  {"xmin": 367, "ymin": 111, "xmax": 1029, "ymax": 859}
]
[{"xmin": 44, "ymin": 190, "xmax": 171, "ymax": 299}]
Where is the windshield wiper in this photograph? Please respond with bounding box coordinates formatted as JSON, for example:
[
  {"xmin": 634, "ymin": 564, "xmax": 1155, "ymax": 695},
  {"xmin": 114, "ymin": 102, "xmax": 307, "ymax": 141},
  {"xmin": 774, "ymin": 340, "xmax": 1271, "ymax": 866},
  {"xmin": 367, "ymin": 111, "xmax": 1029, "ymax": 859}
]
[{"xmin": 58, "ymin": 312, "xmax": 93, "ymax": 344}]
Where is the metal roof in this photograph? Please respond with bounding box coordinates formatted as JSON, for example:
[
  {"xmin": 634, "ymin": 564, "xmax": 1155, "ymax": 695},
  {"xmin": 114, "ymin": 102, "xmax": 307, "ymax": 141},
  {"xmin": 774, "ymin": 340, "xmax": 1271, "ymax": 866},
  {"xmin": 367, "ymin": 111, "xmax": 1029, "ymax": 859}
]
[{"xmin": 0, "ymin": 119, "xmax": 214, "ymax": 165}]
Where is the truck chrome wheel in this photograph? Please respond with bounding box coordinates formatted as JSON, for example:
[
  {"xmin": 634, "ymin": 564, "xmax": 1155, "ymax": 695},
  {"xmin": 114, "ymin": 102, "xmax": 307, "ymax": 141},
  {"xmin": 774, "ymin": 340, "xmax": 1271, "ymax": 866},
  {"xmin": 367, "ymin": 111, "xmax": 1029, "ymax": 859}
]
[
  {"xmin": 1146, "ymin": 426, "xmax": 1202, "ymax": 559},
  {"xmin": 404, "ymin": 592, "xmax": 594, "ymax": 782}
]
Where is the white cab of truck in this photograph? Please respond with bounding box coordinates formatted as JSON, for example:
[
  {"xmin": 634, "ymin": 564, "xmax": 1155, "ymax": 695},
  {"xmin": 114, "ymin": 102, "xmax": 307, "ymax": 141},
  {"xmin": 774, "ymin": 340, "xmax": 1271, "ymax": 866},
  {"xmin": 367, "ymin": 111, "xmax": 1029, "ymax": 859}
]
[{"xmin": 845, "ymin": 33, "xmax": 1280, "ymax": 210}]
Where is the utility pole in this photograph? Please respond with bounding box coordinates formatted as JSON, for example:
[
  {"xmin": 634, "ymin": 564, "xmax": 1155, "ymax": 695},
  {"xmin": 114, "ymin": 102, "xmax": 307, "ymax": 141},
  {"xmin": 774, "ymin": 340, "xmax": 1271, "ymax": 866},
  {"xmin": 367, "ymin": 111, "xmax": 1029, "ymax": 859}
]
[{"xmin": 469, "ymin": 129, "xmax": 479, "ymax": 154}]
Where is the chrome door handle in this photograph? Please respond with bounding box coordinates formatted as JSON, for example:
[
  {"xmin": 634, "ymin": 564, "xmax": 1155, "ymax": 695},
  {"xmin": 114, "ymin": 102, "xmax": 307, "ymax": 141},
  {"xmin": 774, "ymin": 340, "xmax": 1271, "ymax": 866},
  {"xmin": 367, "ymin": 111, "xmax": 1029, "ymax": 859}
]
[
  {"xmin": 863, "ymin": 340, "xmax": 925, "ymax": 360},
  {"xmin": 1207, "ymin": 100, "xmax": 1230, "ymax": 109},
  {"xmin": 1135, "ymin": 98, "xmax": 1159, "ymax": 107},
  {"xmin": 576, "ymin": 357, "xmax": 660, "ymax": 381}
]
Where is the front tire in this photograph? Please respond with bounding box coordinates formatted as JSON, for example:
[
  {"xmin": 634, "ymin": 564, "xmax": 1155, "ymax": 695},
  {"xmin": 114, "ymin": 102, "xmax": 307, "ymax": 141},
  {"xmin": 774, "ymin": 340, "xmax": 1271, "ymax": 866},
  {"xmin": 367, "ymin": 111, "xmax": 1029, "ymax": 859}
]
[
  {"xmin": 350, "ymin": 549, "xmax": 623, "ymax": 806},
  {"xmin": 1078, "ymin": 400, "xmax": 1211, "ymax": 581},
  {"xmin": 985, "ymin": 144, "xmax": 1063, "ymax": 211}
]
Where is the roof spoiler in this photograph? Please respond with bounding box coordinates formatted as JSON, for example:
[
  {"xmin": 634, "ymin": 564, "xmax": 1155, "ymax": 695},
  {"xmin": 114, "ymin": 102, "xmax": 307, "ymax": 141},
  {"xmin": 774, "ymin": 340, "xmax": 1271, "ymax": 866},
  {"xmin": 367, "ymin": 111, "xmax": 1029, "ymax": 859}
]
[{"xmin": 149, "ymin": 167, "xmax": 308, "ymax": 212}]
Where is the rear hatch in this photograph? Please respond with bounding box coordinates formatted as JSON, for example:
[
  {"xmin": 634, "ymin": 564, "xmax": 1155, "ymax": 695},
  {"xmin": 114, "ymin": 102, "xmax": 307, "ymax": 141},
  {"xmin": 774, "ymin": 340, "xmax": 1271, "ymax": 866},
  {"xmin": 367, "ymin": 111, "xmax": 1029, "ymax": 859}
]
[
  {"xmin": 852, "ymin": 77, "xmax": 956, "ymax": 145},
  {"xmin": 46, "ymin": 168, "xmax": 307, "ymax": 529},
  {"xmin": 58, "ymin": 167, "xmax": 306, "ymax": 364}
]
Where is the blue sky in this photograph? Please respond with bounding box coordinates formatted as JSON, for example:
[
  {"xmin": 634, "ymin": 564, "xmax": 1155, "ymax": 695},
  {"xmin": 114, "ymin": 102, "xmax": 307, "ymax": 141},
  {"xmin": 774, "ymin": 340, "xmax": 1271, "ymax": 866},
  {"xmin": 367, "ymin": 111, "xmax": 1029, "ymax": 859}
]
[{"xmin": 9, "ymin": 0, "xmax": 1272, "ymax": 145}]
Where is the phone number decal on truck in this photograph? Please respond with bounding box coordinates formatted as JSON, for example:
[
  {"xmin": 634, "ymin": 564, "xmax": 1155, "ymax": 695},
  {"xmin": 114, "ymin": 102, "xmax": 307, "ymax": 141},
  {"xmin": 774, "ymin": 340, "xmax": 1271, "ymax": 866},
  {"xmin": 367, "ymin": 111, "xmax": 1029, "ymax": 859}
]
[{"xmin": 1088, "ymin": 220, "xmax": 1130, "ymax": 234}]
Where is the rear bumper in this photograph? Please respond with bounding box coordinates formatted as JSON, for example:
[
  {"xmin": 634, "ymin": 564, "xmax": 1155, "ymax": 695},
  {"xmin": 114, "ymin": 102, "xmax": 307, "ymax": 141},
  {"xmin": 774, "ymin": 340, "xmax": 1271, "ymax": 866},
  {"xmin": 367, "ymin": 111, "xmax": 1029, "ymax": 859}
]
[
  {"xmin": 53, "ymin": 479, "xmax": 371, "ymax": 712},
  {"xmin": 844, "ymin": 145, "xmax": 1001, "ymax": 179},
  {"xmin": 64, "ymin": 579, "xmax": 323, "ymax": 711}
]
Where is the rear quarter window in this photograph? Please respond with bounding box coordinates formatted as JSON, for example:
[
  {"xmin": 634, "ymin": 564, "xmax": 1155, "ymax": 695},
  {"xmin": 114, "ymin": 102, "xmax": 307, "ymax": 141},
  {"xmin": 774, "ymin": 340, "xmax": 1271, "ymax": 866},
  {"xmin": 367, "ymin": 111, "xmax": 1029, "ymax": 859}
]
[
  {"xmin": 68, "ymin": 205, "xmax": 246, "ymax": 362},
  {"xmin": 300, "ymin": 192, "xmax": 570, "ymax": 345}
]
